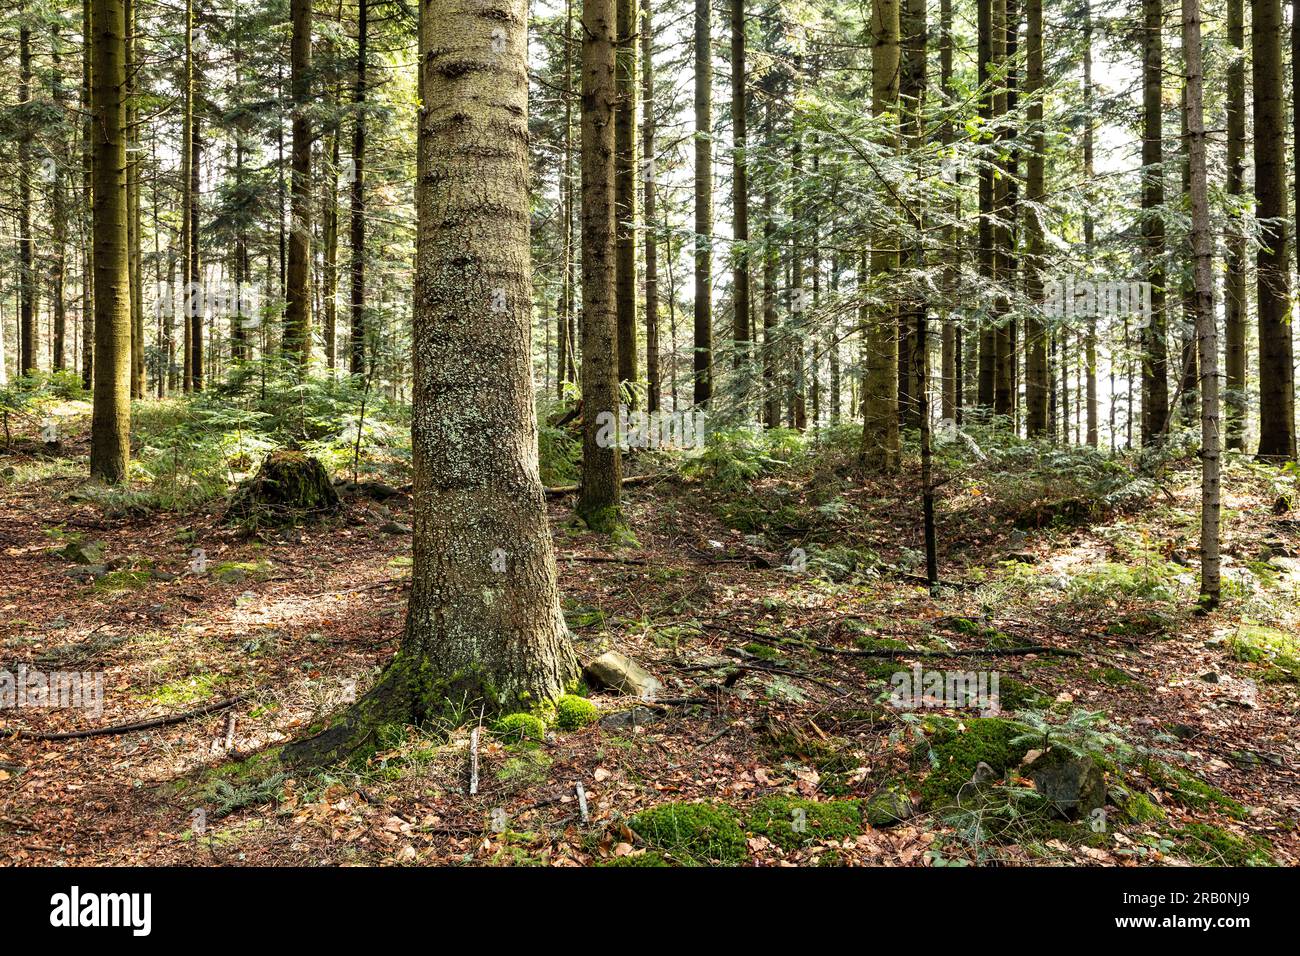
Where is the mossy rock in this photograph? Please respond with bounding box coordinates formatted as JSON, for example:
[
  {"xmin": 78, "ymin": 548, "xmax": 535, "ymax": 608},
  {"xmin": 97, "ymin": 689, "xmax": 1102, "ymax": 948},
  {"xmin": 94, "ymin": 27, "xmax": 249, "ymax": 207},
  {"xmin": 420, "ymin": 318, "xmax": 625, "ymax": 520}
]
[
  {"xmin": 746, "ymin": 796, "xmax": 863, "ymax": 850},
  {"xmin": 227, "ymin": 450, "xmax": 340, "ymax": 528},
  {"xmin": 92, "ymin": 569, "xmax": 151, "ymax": 593},
  {"xmin": 916, "ymin": 717, "xmax": 1034, "ymax": 809},
  {"xmin": 493, "ymin": 712, "xmax": 547, "ymax": 742},
  {"xmin": 554, "ymin": 693, "xmax": 598, "ymax": 730},
  {"xmin": 628, "ymin": 801, "xmax": 748, "ymax": 865},
  {"xmin": 864, "ymin": 781, "xmax": 916, "ymax": 827},
  {"xmin": 1176, "ymin": 823, "xmax": 1274, "ymax": 867}
]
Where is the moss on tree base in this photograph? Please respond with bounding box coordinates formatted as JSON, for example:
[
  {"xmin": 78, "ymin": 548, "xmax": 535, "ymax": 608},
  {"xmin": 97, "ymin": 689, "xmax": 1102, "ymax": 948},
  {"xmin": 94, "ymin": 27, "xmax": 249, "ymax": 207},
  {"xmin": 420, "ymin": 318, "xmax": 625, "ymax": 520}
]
[{"xmin": 227, "ymin": 450, "xmax": 340, "ymax": 529}]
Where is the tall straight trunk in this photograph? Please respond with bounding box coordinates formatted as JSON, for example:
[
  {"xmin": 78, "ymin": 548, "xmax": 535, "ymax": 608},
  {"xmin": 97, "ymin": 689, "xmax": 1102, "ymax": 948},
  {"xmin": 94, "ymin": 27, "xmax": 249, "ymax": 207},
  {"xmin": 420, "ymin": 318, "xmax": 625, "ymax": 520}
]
[
  {"xmin": 1083, "ymin": 2, "xmax": 1098, "ymax": 445},
  {"xmin": 1224, "ymin": 0, "xmax": 1247, "ymax": 450},
  {"xmin": 1024, "ymin": 0, "xmax": 1048, "ymax": 436},
  {"xmin": 762, "ymin": 101, "xmax": 779, "ymax": 428},
  {"xmin": 52, "ymin": 27, "xmax": 69, "ymax": 372},
  {"xmin": 284, "ymin": 0, "xmax": 313, "ymax": 364},
  {"xmin": 991, "ymin": 0, "xmax": 1014, "ymax": 419},
  {"xmin": 284, "ymin": 0, "xmax": 578, "ymax": 765},
  {"xmin": 322, "ymin": 40, "xmax": 340, "ymax": 372},
  {"xmin": 693, "ymin": 0, "xmax": 713, "ymax": 407},
  {"xmin": 898, "ymin": 0, "xmax": 926, "ymax": 429},
  {"xmin": 1140, "ymin": 0, "xmax": 1168, "ymax": 444},
  {"xmin": 18, "ymin": 4, "xmax": 36, "ymax": 375},
  {"xmin": 1178, "ymin": 87, "xmax": 1199, "ymax": 425},
  {"xmin": 790, "ymin": 55, "xmax": 805, "ymax": 430},
  {"xmin": 939, "ymin": 0, "xmax": 959, "ymax": 423},
  {"xmin": 1182, "ymin": 0, "xmax": 1219, "ymax": 605},
  {"xmin": 1254, "ymin": 0, "xmax": 1296, "ymax": 457},
  {"xmin": 578, "ymin": 0, "xmax": 624, "ymax": 530},
  {"xmin": 81, "ymin": 0, "xmax": 94, "ymax": 389},
  {"xmin": 642, "ymin": 0, "xmax": 660, "ymax": 412},
  {"xmin": 862, "ymin": 0, "xmax": 900, "ymax": 472},
  {"xmin": 349, "ymin": 0, "xmax": 368, "ymax": 376},
  {"xmin": 558, "ymin": 0, "xmax": 575, "ymax": 399},
  {"xmin": 731, "ymin": 0, "xmax": 750, "ymax": 373},
  {"xmin": 975, "ymin": 0, "xmax": 994, "ymax": 409},
  {"xmin": 90, "ymin": 0, "xmax": 132, "ymax": 483},
  {"xmin": 614, "ymin": 0, "xmax": 637, "ymax": 395}
]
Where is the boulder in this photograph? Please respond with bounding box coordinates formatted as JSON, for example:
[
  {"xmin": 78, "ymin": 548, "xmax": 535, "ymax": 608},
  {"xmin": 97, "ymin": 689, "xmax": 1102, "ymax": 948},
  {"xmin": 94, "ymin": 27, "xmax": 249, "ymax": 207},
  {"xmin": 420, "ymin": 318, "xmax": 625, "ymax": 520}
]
[
  {"xmin": 583, "ymin": 651, "xmax": 663, "ymax": 700},
  {"xmin": 1023, "ymin": 748, "xmax": 1105, "ymax": 820},
  {"xmin": 599, "ymin": 705, "xmax": 663, "ymax": 731},
  {"xmin": 864, "ymin": 783, "xmax": 915, "ymax": 828}
]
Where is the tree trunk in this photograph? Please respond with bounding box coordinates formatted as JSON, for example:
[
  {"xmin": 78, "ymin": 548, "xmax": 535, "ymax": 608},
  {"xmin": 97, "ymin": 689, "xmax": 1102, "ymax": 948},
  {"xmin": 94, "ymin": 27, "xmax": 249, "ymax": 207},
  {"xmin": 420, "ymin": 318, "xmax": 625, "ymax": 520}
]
[
  {"xmin": 1140, "ymin": 0, "xmax": 1168, "ymax": 445},
  {"xmin": 693, "ymin": 0, "xmax": 713, "ymax": 408},
  {"xmin": 284, "ymin": 0, "xmax": 313, "ymax": 364},
  {"xmin": 52, "ymin": 26, "xmax": 70, "ymax": 373},
  {"xmin": 762, "ymin": 100, "xmax": 779, "ymax": 428},
  {"xmin": 1083, "ymin": 1, "xmax": 1098, "ymax": 446},
  {"xmin": 578, "ymin": 0, "xmax": 624, "ymax": 531},
  {"xmin": 349, "ymin": 0, "xmax": 368, "ymax": 376},
  {"xmin": 1024, "ymin": 0, "xmax": 1048, "ymax": 437},
  {"xmin": 642, "ymin": 0, "xmax": 660, "ymax": 412},
  {"xmin": 1224, "ymin": 0, "xmax": 1247, "ymax": 450},
  {"xmin": 1254, "ymin": 0, "xmax": 1296, "ymax": 458},
  {"xmin": 18, "ymin": 4, "xmax": 36, "ymax": 375},
  {"xmin": 861, "ymin": 0, "xmax": 900, "ymax": 472},
  {"xmin": 615, "ymin": 0, "xmax": 638, "ymax": 396},
  {"xmin": 81, "ymin": 0, "xmax": 94, "ymax": 389},
  {"xmin": 283, "ymin": 0, "xmax": 579, "ymax": 764},
  {"xmin": 975, "ymin": 0, "xmax": 993, "ymax": 410},
  {"xmin": 90, "ymin": 0, "xmax": 132, "ymax": 483},
  {"xmin": 731, "ymin": 0, "xmax": 750, "ymax": 374},
  {"xmin": 939, "ymin": 0, "xmax": 959, "ymax": 424}
]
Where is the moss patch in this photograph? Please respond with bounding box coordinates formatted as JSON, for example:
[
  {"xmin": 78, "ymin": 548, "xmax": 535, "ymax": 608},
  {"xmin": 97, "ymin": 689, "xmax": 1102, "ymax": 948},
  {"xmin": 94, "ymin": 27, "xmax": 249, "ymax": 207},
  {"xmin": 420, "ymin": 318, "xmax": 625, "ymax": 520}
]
[
  {"xmin": 493, "ymin": 712, "xmax": 547, "ymax": 742},
  {"xmin": 628, "ymin": 801, "xmax": 748, "ymax": 865},
  {"xmin": 745, "ymin": 795, "xmax": 863, "ymax": 849},
  {"xmin": 1176, "ymin": 823, "xmax": 1274, "ymax": 867},
  {"xmin": 553, "ymin": 694, "xmax": 598, "ymax": 730},
  {"xmin": 916, "ymin": 717, "xmax": 1033, "ymax": 809},
  {"xmin": 1144, "ymin": 762, "xmax": 1247, "ymax": 819}
]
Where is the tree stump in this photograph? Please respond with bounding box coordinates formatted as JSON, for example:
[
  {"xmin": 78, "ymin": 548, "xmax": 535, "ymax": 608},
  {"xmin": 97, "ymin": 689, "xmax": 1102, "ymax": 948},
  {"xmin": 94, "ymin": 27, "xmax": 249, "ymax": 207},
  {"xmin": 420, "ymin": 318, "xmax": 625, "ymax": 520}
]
[{"xmin": 227, "ymin": 450, "xmax": 340, "ymax": 528}]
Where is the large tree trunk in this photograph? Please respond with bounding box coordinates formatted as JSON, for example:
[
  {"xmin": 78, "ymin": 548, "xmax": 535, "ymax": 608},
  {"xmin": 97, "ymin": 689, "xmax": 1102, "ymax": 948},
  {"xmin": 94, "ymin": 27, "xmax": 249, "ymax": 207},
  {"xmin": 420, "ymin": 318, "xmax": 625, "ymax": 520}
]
[
  {"xmin": 284, "ymin": 0, "xmax": 313, "ymax": 364},
  {"xmin": 975, "ymin": 0, "xmax": 994, "ymax": 410},
  {"xmin": 89, "ymin": 0, "xmax": 132, "ymax": 483},
  {"xmin": 898, "ymin": 0, "xmax": 926, "ymax": 430},
  {"xmin": 693, "ymin": 0, "xmax": 713, "ymax": 408},
  {"xmin": 577, "ymin": 0, "xmax": 624, "ymax": 531},
  {"xmin": 81, "ymin": 0, "xmax": 94, "ymax": 389},
  {"xmin": 1024, "ymin": 0, "xmax": 1048, "ymax": 437},
  {"xmin": 1254, "ymin": 0, "xmax": 1296, "ymax": 458},
  {"xmin": 642, "ymin": 0, "xmax": 660, "ymax": 412},
  {"xmin": 992, "ymin": 0, "xmax": 1015, "ymax": 420},
  {"xmin": 861, "ymin": 0, "xmax": 900, "ymax": 472},
  {"xmin": 615, "ymin": 0, "xmax": 638, "ymax": 396},
  {"xmin": 283, "ymin": 0, "xmax": 578, "ymax": 765},
  {"xmin": 761, "ymin": 100, "xmax": 779, "ymax": 428},
  {"xmin": 349, "ymin": 0, "xmax": 368, "ymax": 376},
  {"xmin": 1182, "ymin": 0, "xmax": 1219, "ymax": 605},
  {"xmin": 18, "ymin": 4, "xmax": 36, "ymax": 375},
  {"xmin": 1224, "ymin": 0, "xmax": 1247, "ymax": 451},
  {"xmin": 52, "ymin": 26, "xmax": 69, "ymax": 373},
  {"xmin": 558, "ymin": 0, "xmax": 576, "ymax": 399},
  {"xmin": 939, "ymin": 0, "xmax": 959, "ymax": 424},
  {"xmin": 1140, "ymin": 0, "xmax": 1168, "ymax": 445},
  {"xmin": 126, "ymin": 0, "xmax": 144, "ymax": 398}
]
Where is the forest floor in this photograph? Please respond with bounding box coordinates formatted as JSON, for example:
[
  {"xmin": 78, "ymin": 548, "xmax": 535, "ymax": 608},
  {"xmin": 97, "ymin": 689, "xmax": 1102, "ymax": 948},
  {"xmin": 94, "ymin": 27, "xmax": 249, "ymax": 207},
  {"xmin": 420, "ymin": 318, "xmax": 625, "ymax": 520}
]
[{"xmin": 1, "ymin": 403, "xmax": 1298, "ymax": 867}]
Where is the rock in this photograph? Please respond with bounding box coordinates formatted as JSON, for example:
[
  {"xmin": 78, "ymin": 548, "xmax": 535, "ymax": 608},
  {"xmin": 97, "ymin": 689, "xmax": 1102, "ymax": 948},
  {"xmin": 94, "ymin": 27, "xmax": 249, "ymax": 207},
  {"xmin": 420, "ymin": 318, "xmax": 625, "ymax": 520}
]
[
  {"xmin": 214, "ymin": 567, "xmax": 247, "ymax": 585},
  {"xmin": 864, "ymin": 783, "xmax": 915, "ymax": 827},
  {"xmin": 583, "ymin": 650, "xmax": 663, "ymax": 699},
  {"xmin": 65, "ymin": 564, "xmax": 107, "ymax": 583},
  {"xmin": 61, "ymin": 540, "xmax": 105, "ymax": 565},
  {"xmin": 1200, "ymin": 671, "xmax": 1221, "ymax": 684},
  {"xmin": 599, "ymin": 705, "xmax": 663, "ymax": 731},
  {"xmin": 1169, "ymin": 722, "xmax": 1199, "ymax": 740},
  {"xmin": 379, "ymin": 521, "xmax": 411, "ymax": 536},
  {"xmin": 151, "ymin": 570, "xmax": 178, "ymax": 582},
  {"xmin": 1023, "ymin": 748, "xmax": 1105, "ymax": 820}
]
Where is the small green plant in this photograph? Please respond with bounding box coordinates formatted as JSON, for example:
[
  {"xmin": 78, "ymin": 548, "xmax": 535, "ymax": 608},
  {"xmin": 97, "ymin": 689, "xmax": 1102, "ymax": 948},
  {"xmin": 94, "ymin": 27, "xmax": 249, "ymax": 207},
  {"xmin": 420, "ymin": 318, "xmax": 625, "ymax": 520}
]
[
  {"xmin": 492, "ymin": 712, "xmax": 547, "ymax": 742},
  {"xmin": 553, "ymin": 694, "xmax": 598, "ymax": 730}
]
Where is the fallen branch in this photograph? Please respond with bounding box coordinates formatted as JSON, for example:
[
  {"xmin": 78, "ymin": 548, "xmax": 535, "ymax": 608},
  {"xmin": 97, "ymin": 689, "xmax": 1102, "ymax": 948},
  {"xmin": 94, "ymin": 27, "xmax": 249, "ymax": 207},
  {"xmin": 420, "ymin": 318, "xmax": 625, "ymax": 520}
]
[
  {"xmin": 0, "ymin": 693, "xmax": 248, "ymax": 741},
  {"xmin": 545, "ymin": 473, "xmax": 665, "ymax": 497},
  {"xmin": 812, "ymin": 644, "xmax": 1082, "ymax": 659},
  {"xmin": 556, "ymin": 553, "xmax": 646, "ymax": 565}
]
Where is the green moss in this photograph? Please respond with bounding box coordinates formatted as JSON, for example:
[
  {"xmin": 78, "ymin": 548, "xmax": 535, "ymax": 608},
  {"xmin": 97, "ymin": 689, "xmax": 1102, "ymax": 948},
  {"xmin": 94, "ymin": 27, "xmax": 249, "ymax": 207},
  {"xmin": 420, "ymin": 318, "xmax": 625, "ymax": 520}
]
[
  {"xmin": 597, "ymin": 850, "xmax": 672, "ymax": 867},
  {"xmin": 1113, "ymin": 787, "xmax": 1166, "ymax": 824},
  {"xmin": 553, "ymin": 694, "xmax": 598, "ymax": 730},
  {"xmin": 493, "ymin": 712, "xmax": 548, "ymax": 742},
  {"xmin": 496, "ymin": 747, "xmax": 552, "ymax": 786},
  {"xmin": 746, "ymin": 796, "xmax": 863, "ymax": 849},
  {"xmin": 210, "ymin": 559, "xmax": 274, "ymax": 584},
  {"xmin": 136, "ymin": 671, "xmax": 230, "ymax": 706},
  {"xmin": 1177, "ymin": 823, "xmax": 1274, "ymax": 867},
  {"xmin": 916, "ymin": 717, "xmax": 1033, "ymax": 809},
  {"xmin": 744, "ymin": 642, "xmax": 784, "ymax": 660},
  {"xmin": 1145, "ymin": 762, "xmax": 1247, "ymax": 819},
  {"xmin": 628, "ymin": 801, "xmax": 748, "ymax": 865},
  {"xmin": 1227, "ymin": 625, "xmax": 1300, "ymax": 683},
  {"xmin": 1089, "ymin": 666, "xmax": 1137, "ymax": 687},
  {"xmin": 93, "ymin": 569, "xmax": 151, "ymax": 593}
]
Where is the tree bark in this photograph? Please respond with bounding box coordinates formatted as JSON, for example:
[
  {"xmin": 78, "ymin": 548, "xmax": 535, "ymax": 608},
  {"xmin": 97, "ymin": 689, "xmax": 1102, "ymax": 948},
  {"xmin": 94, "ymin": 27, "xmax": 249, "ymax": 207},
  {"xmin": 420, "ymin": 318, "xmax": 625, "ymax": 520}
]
[
  {"xmin": 693, "ymin": 0, "xmax": 713, "ymax": 408},
  {"xmin": 1024, "ymin": 0, "xmax": 1048, "ymax": 437},
  {"xmin": 615, "ymin": 0, "xmax": 638, "ymax": 396},
  {"xmin": 1140, "ymin": 0, "xmax": 1168, "ymax": 445},
  {"xmin": 641, "ymin": 0, "xmax": 660, "ymax": 412},
  {"xmin": 349, "ymin": 0, "xmax": 368, "ymax": 376},
  {"xmin": 731, "ymin": 0, "xmax": 750, "ymax": 374},
  {"xmin": 1224, "ymin": 0, "xmax": 1247, "ymax": 450},
  {"xmin": 284, "ymin": 0, "xmax": 313, "ymax": 364}
]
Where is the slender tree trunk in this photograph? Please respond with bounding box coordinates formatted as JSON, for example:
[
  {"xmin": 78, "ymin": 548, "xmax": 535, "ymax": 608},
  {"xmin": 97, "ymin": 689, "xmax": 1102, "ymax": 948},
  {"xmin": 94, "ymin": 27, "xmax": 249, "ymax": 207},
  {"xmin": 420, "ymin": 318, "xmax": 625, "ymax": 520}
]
[
  {"xmin": 558, "ymin": 0, "xmax": 575, "ymax": 399},
  {"xmin": 1140, "ymin": 0, "xmax": 1168, "ymax": 445},
  {"xmin": 693, "ymin": 0, "xmax": 713, "ymax": 407},
  {"xmin": 349, "ymin": 0, "xmax": 368, "ymax": 376},
  {"xmin": 1083, "ymin": 2, "xmax": 1098, "ymax": 445},
  {"xmin": 578, "ymin": 0, "xmax": 624, "ymax": 531},
  {"xmin": 731, "ymin": 0, "xmax": 750, "ymax": 374},
  {"xmin": 284, "ymin": 0, "xmax": 313, "ymax": 364},
  {"xmin": 52, "ymin": 27, "xmax": 69, "ymax": 373},
  {"xmin": 283, "ymin": 0, "xmax": 578, "ymax": 765},
  {"xmin": 975, "ymin": 0, "xmax": 994, "ymax": 409},
  {"xmin": 762, "ymin": 100, "xmax": 779, "ymax": 428},
  {"xmin": 1024, "ymin": 0, "xmax": 1048, "ymax": 437},
  {"xmin": 642, "ymin": 0, "xmax": 660, "ymax": 412},
  {"xmin": 939, "ymin": 0, "xmax": 959, "ymax": 423},
  {"xmin": 991, "ymin": 0, "xmax": 1014, "ymax": 419},
  {"xmin": 18, "ymin": 4, "xmax": 36, "ymax": 375},
  {"xmin": 898, "ymin": 0, "xmax": 926, "ymax": 429},
  {"xmin": 90, "ymin": 0, "xmax": 132, "ymax": 483},
  {"xmin": 126, "ymin": 0, "xmax": 144, "ymax": 398},
  {"xmin": 1224, "ymin": 0, "xmax": 1247, "ymax": 450},
  {"xmin": 1254, "ymin": 0, "xmax": 1296, "ymax": 458},
  {"xmin": 81, "ymin": 0, "xmax": 94, "ymax": 389},
  {"xmin": 615, "ymin": 0, "xmax": 638, "ymax": 396},
  {"xmin": 1182, "ymin": 0, "xmax": 1219, "ymax": 605},
  {"xmin": 861, "ymin": 0, "xmax": 900, "ymax": 472}
]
